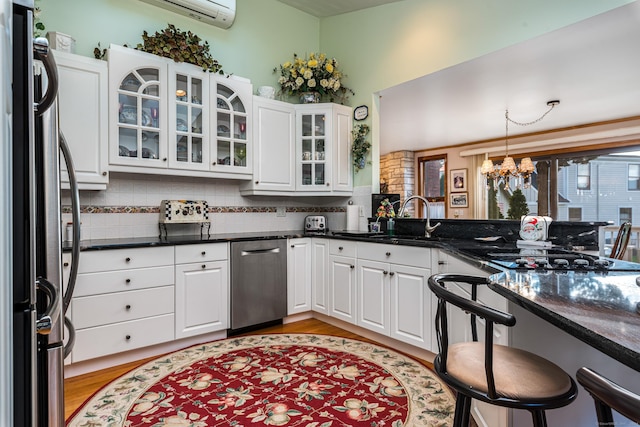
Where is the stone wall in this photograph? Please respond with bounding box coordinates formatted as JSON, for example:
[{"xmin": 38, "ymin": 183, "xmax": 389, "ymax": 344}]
[{"xmin": 380, "ymin": 150, "xmax": 415, "ymax": 216}]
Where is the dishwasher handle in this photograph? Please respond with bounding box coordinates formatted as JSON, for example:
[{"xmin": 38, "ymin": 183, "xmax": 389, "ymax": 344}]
[{"xmin": 241, "ymin": 247, "xmax": 281, "ymax": 256}]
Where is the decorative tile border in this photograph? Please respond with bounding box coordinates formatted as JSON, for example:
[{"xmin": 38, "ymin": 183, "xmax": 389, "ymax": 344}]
[{"xmin": 61, "ymin": 205, "xmax": 347, "ymax": 214}]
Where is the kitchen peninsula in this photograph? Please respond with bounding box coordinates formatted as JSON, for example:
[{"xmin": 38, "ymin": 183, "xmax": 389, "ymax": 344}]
[{"xmin": 65, "ymin": 219, "xmax": 640, "ymax": 426}]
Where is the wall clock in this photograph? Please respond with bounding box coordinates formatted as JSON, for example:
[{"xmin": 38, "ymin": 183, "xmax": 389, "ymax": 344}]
[{"xmin": 354, "ymin": 105, "xmax": 368, "ymax": 121}]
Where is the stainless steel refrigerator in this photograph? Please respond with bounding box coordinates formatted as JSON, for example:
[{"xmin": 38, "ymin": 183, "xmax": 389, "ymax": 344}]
[{"xmin": 4, "ymin": 1, "xmax": 81, "ymax": 425}]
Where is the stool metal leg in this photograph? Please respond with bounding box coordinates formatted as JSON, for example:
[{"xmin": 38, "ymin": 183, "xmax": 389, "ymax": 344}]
[
  {"xmin": 531, "ymin": 410, "xmax": 548, "ymax": 427},
  {"xmin": 593, "ymin": 398, "xmax": 615, "ymax": 425},
  {"xmin": 453, "ymin": 394, "xmax": 472, "ymax": 427}
]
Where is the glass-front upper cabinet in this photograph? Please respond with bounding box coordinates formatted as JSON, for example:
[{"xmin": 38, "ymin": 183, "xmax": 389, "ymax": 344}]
[
  {"xmin": 296, "ymin": 105, "xmax": 331, "ymax": 191},
  {"xmin": 211, "ymin": 78, "xmax": 252, "ymax": 176},
  {"xmin": 168, "ymin": 63, "xmax": 210, "ymax": 171},
  {"xmin": 108, "ymin": 45, "xmax": 168, "ymax": 168}
]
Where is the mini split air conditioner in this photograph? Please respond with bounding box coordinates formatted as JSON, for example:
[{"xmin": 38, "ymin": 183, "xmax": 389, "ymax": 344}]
[{"xmin": 139, "ymin": 0, "xmax": 236, "ymax": 29}]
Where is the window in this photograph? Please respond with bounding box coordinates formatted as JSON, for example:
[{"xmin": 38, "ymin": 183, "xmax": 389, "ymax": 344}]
[
  {"xmin": 487, "ymin": 148, "xmax": 640, "ymax": 223},
  {"xmin": 628, "ymin": 164, "xmax": 640, "ymax": 190},
  {"xmin": 620, "ymin": 207, "xmax": 632, "ymax": 224},
  {"xmin": 577, "ymin": 163, "xmax": 591, "ymax": 190},
  {"xmin": 568, "ymin": 207, "xmax": 582, "ymax": 221},
  {"xmin": 417, "ymin": 155, "xmax": 446, "ymax": 218}
]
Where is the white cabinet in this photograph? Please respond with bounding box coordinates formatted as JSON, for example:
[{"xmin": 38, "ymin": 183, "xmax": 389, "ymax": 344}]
[
  {"xmin": 56, "ymin": 51, "xmax": 109, "ymax": 189},
  {"xmin": 107, "ymin": 44, "xmax": 252, "ymax": 179},
  {"xmin": 356, "ymin": 242, "xmax": 432, "ymax": 349},
  {"xmin": 328, "ymin": 240, "xmax": 357, "ymax": 323},
  {"xmin": 174, "ymin": 243, "xmax": 229, "ymax": 339},
  {"xmin": 72, "ymin": 246, "xmax": 175, "ymax": 363},
  {"xmin": 241, "ymin": 100, "xmax": 352, "ymax": 196},
  {"xmin": 287, "ymin": 238, "xmax": 312, "ymax": 315},
  {"xmin": 240, "ymin": 97, "xmax": 295, "ymax": 194},
  {"xmin": 311, "ymin": 238, "xmax": 329, "ymax": 314},
  {"xmin": 295, "ymin": 103, "xmax": 352, "ymax": 193}
]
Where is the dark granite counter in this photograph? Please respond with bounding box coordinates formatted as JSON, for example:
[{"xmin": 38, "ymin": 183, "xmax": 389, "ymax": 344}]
[{"xmin": 489, "ymin": 270, "xmax": 640, "ymax": 371}]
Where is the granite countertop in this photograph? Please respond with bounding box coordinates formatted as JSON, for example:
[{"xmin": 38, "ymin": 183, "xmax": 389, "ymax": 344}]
[
  {"xmin": 489, "ymin": 270, "xmax": 640, "ymax": 371},
  {"xmin": 67, "ymin": 229, "xmax": 640, "ymax": 371}
]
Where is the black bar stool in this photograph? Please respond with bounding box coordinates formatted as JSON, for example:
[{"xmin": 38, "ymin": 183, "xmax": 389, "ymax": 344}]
[
  {"xmin": 428, "ymin": 274, "xmax": 578, "ymax": 427},
  {"xmin": 576, "ymin": 367, "xmax": 640, "ymax": 426}
]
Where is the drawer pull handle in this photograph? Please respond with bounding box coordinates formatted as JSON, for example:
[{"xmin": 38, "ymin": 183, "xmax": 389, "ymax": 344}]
[
  {"xmin": 291, "ymin": 245, "xmax": 295, "ymax": 248},
  {"xmin": 202, "ymin": 264, "xmax": 206, "ymax": 269},
  {"xmin": 125, "ymin": 335, "xmax": 131, "ymax": 340},
  {"xmin": 386, "ymin": 252, "xmax": 391, "ymax": 257},
  {"xmin": 63, "ymin": 262, "xmax": 69, "ymax": 267},
  {"xmin": 125, "ymin": 304, "xmax": 131, "ymax": 310},
  {"xmin": 350, "ymin": 265, "xmax": 355, "ymax": 269},
  {"xmin": 438, "ymin": 261, "xmax": 447, "ymax": 265},
  {"xmin": 125, "ymin": 257, "xmax": 131, "ymax": 263},
  {"xmin": 201, "ymin": 251, "xmax": 206, "ymax": 255},
  {"xmin": 125, "ymin": 278, "xmax": 131, "ymax": 284},
  {"xmin": 339, "ymin": 246, "xmax": 344, "ymax": 251}
]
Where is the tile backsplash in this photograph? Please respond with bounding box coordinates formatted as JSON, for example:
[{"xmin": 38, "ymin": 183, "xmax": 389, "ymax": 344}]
[{"xmin": 61, "ymin": 174, "xmax": 372, "ymax": 240}]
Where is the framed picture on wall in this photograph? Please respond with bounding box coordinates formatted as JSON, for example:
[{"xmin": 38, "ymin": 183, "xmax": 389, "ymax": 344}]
[
  {"xmin": 450, "ymin": 192, "xmax": 468, "ymax": 208},
  {"xmin": 450, "ymin": 168, "xmax": 467, "ymax": 192}
]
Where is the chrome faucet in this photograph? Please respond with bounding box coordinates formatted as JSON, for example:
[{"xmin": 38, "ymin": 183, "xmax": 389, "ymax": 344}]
[{"xmin": 397, "ymin": 195, "xmax": 441, "ymax": 238}]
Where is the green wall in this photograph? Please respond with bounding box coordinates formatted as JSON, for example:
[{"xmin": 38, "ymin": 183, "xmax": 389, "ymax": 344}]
[{"xmin": 41, "ymin": 0, "xmax": 634, "ymax": 188}]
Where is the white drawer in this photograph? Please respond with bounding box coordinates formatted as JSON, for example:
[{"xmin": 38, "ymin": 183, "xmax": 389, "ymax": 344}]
[
  {"xmin": 330, "ymin": 240, "xmax": 357, "ymax": 257},
  {"xmin": 74, "ymin": 265, "xmax": 175, "ymax": 297},
  {"xmin": 73, "ymin": 314, "xmax": 174, "ymax": 362},
  {"xmin": 175, "ymin": 242, "xmax": 228, "ymax": 264},
  {"xmin": 358, "ymin": 242, "xmax": 431, "ymax": 268},
  {"xmin": 78, "ymin": 246, "xmax": 174, "ymax": 273},
  {"xmin": 73, "ymin": 285, "xmax": 174, "ymax": 329}
]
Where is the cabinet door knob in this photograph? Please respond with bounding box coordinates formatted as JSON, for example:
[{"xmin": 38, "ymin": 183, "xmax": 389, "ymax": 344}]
[
  {"xmin": 389, "ymin": 272, "xmax": 395, "ymax": 277},
  {"xmin": 125, "ymin": 335, "xmax": 131, "ymax": 340},
  {"xmin": 202, "ymin": 264, "xmax": 206, "ymax": 269},
  {"xmin": 326, "ymin": 182, "xmax": 330, "ymax": 186},
  {"xmin": 201, "ymin": 251, "xmax": 206, "ymax": 255},
  {"xmin": 291, "ymin": 244, "xmax": 295, "ymax": 248},
  {"xmin": 125, "ymin": 278, "xmax": 131, "ymax": 284},
  {"xmin": 163, "ymin": 158, "xmax": 167, "ymax": 162},
  {"xmin": 63, "ymin": 262, "xmax": 69, "ymax": 267},
  {"xmin": 255, "ymin": 180, "xmax": 259, "ymax": 184},
  {"xmin": 212, "ymin": 162, "xmax": 217, "ymax": 166},
  {"xmin": 125, "ymin": 304, "xmax": 131, "ymax": 310},
  {"xmin": 125, "ymin": 257, "xmax": 131, "ymax": 262},
  {"xmin": 338, "ymin": 246, "xmax": 344, "ymax": 251},
  {"xmin": 102, "ymin": 171, "xmax": 107, "ymax": 176},
  {"xmin": 350, "ymin": 265, "xmax": 354, "ymax": 269},
  {"xmin": 386, "ymin": 252, "xmax": 391, "ymax": 257},
  {"xmin": 383, "ymin": 270, "xmax": 388, "ymax": 275}
]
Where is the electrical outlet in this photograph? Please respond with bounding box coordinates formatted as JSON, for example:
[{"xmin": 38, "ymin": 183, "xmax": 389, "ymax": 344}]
[{"xmin": 276, "ymin": 207, "xmax": 286, "ymax": 217}]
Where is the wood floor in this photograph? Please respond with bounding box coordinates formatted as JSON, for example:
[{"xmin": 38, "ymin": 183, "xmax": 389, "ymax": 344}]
[{"xmin": 64, "ymin": 318, "xmax": 441, "ymax": 421}]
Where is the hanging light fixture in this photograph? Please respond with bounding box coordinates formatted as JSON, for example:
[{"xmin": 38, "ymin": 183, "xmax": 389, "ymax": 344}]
[{"xmin": 482, "ymin": 100, "xmax": 559, "ymax": 190}]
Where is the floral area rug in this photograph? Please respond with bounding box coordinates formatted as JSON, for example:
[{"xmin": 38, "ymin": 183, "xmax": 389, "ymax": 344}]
[{"xmin": 67, "ymin": 334, "xmax": 454, "ymax": 426}]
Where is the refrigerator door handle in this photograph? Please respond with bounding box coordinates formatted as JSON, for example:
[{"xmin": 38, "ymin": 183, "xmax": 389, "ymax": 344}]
[
  {"xmin": 59, "ymin": 131, "xmax": 80, "ymax": 314},
  {"xmin": 32, "ymin": 37, "xmax": 57, "ymax": 116},
  {"xmin": 35, "ymin": 277, "xmax": 60, "ymax": 335}
]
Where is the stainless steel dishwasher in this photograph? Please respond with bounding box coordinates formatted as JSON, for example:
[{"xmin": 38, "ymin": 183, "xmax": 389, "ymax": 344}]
[{"xmin": 230, "ymin": 239, "xmax": 287, "ymax": 332}]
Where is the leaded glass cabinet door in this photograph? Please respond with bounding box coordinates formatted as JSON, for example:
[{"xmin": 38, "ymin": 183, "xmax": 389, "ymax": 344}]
[
  {"xmin": 296, "ymin": 105, "xmax": 331, "ymax": 191},
  {"xmin": 108, "ymin": 45, "xmax": 168, "ymax": 168},
  {"xmin": 168, "ymin": 63, "xmax": 209, "ymax": 171},
  {"xmin": 211, "ymin": 77, "xmax": 252, "ymax": 177}
]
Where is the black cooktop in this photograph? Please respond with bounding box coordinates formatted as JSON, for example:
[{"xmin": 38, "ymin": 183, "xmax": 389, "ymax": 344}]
[{"xmin": 460, "ymin": 247, "xmax": 640, "ymax": 272}]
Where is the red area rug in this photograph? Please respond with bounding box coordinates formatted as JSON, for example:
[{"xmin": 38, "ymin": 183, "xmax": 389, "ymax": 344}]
[{"xmin": 67, "ymin": 334, "xmax": 454, "ymax": 426}]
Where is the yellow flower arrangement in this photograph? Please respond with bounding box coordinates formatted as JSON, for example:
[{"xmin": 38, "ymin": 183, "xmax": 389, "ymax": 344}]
[{"xmin": 274, "ymin": 53, "xmax": 355, "ymax": 103}]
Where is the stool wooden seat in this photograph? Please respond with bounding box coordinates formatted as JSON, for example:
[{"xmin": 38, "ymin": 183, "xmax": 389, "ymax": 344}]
[
  {"xmin": 428, "ymin": 274, "xmax": 578, "ymax": 427},
  {"xmin": 576, "ymin": 367, "xmax": 640, "ymax": 426}
]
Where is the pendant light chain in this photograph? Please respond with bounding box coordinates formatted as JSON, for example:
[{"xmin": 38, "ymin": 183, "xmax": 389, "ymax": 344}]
[{"xmin": 506, "ymin": 100, "xmax": 559, "ymax": 127}]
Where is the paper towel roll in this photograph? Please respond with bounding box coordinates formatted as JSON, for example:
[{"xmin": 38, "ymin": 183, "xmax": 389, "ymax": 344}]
[{"xmin": 346, "ymin": 205, "xmax": 361, "ymax": 231}]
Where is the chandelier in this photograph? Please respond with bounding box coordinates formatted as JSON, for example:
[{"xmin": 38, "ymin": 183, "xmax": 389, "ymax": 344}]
[{"xmin": 481, "ymin": 100, "xmax": 559, "ymax": 190}]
